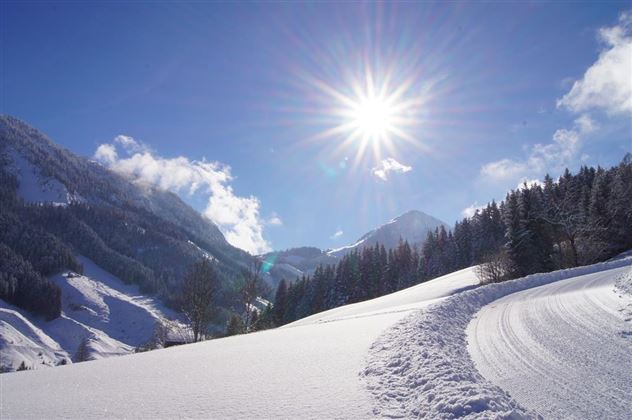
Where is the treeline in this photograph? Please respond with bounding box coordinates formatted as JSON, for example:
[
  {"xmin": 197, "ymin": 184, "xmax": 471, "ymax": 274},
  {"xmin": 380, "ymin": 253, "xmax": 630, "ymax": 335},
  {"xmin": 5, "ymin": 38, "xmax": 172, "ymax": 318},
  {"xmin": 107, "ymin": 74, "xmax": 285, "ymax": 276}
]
[
  {"xmin": 272, "ymin": 156, "xmax": 632, "ymax": 326},
  {"xmin": 0, "ymin": 165, "xmax": 71, "ymax": 319}
]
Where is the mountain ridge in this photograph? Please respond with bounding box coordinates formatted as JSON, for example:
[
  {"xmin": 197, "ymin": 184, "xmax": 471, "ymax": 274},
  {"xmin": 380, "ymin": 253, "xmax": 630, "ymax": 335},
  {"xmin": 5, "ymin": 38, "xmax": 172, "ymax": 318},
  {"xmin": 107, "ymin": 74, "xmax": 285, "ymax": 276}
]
[{"xmin": 261, "ymin": 209, "xmax": 449, "ymax": 285}]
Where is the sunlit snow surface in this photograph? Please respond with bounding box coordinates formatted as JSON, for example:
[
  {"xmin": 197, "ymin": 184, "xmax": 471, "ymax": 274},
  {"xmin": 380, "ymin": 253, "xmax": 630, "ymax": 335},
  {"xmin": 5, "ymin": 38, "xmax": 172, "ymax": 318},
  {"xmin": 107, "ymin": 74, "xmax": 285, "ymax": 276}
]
[
  {"xmin": 0, "ymin": 256, "xmax": 179, "ymax": 372},
  {"xmin": 468, "ymin": 264, "xmax": 632, "ymax": 419},
  {"xmin": 9, "ymin": 150, "xmax": 74, "ymax": 206},
  {"xmin": 0, "ymin": 268, "xmax": 478, "ymax": 419},
  {"xmin": 2, "ymin": 257, "xmax": 631, "ymax": 419}
]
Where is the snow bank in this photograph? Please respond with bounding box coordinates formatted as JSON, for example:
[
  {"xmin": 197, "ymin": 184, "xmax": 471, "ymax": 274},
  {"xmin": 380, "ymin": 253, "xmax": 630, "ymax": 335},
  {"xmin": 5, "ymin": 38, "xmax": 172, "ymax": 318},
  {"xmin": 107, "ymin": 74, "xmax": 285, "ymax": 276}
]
[
  {"xmin": 362, "ymin": 256, "xmax": 632, "ymax": 419},
  {"xmin": 615, "ymin": 264, "xmax": 632, "ymax": 296},
  {"xmin": 614, "ymin": 265, "xmax": 632, "ymax": 339}
]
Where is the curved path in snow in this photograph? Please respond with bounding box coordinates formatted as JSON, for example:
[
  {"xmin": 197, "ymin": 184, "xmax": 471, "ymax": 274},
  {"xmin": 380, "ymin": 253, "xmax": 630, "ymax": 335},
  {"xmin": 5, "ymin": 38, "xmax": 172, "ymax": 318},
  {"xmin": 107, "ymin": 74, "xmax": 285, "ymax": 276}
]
[{"xmin": 468, "ymin": 265, "xmax": 632, "ymax": 419}]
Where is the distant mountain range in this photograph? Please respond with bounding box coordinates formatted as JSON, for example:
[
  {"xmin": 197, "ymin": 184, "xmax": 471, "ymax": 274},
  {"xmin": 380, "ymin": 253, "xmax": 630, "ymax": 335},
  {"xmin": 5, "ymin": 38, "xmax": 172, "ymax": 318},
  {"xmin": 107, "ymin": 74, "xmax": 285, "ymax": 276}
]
[{"xmin": 261, "ymin": 210, "xmax": 448, "ymax": 284}]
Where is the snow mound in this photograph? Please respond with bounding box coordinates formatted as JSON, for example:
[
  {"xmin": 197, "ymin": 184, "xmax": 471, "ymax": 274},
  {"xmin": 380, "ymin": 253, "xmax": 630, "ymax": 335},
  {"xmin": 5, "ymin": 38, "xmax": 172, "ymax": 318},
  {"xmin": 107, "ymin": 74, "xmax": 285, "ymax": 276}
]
[{"xmin": 362, "ymin": 255, "xmax": 632, "ymax": 419}]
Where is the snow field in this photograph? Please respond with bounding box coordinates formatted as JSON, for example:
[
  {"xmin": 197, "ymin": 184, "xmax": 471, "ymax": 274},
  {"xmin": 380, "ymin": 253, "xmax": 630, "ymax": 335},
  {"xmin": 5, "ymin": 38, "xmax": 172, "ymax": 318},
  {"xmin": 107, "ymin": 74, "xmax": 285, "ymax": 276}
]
[
  {"xmin": 467, "ymin": 264, "xmax": 632, "ymax": 419},
  {"xmin": 0, "ymin": 266, "xmax": 479, "ymax": 418},
  {"xmin": 362, "ymin": 255, "xmax": 632, "ymax": 419}
]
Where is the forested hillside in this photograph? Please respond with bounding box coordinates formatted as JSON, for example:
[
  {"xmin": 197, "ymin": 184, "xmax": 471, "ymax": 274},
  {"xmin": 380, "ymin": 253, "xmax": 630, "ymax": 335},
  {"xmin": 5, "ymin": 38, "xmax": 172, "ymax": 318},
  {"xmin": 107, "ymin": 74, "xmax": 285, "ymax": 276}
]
[
  {"xmin": 273, "ymin": 156, "xmax": 632, "ymax": 325},
  {"xmin": 0, "ymin": 116, "xmax": 252, "ymax": 322}
]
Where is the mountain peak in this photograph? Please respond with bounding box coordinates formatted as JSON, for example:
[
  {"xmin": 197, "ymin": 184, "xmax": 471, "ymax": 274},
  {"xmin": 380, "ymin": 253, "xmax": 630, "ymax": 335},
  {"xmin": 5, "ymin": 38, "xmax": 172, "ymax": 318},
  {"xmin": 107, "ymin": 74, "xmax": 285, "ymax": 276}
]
[{"xmin": 329, "ymin": 210, "xmax": 448, "ymax": 257}]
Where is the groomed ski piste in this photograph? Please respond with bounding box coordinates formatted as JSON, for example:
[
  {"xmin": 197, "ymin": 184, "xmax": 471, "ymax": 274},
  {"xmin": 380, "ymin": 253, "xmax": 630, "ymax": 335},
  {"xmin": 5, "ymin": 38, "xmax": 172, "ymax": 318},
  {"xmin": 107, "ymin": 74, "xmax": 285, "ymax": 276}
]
[{"xmin": 1, "ymin": 254, "xmax": 630, "ymax": 419}]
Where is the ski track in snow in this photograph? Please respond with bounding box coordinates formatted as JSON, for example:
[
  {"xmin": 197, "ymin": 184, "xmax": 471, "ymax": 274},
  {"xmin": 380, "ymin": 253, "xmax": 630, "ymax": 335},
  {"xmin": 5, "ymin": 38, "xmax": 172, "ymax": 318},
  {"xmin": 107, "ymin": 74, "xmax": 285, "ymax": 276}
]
[
  {"xmin": 363, "ymin": 256, "xmax": 632, "ymax": 419},
  {"xmin": 468, "ymin": 265, "xmax": 632, "ymax": 419}
]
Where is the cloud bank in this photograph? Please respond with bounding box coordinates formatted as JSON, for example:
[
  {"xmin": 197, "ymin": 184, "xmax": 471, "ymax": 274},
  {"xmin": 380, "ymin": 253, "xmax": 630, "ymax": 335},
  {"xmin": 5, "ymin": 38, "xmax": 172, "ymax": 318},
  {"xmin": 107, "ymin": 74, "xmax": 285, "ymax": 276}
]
[
  {"xmin": 480, "ymin": 117, "xmax": 587, "ymax": 183},
  {"xmin": 372, "ymin": 158, "xmax": 412, "ymax": 181},
  {"xmin": 557, "ymin": 11, "xmax": 632, "ymax": 115},
  {"xmin": 94, "ymin": 136, "xmax": 277, "ymax": 254},
  {"xmin": 481, "ymin": 11, "xmax": 631, "ymax": 185}
]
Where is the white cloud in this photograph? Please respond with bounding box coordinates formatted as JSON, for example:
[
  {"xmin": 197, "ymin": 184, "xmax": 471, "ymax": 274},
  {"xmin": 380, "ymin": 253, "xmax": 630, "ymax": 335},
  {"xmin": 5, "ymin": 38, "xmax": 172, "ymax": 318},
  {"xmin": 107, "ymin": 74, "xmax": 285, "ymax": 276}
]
[
  {"xmin": 517, "ymin": 178, "xmax": 543, "ymax": 189},
  {"xmin": 480, "ymin": 159, "xmax": 528, "ymax": 182},
  {"xmin": 372, "ymin": 157, "xmax": 412, "ymax": 181},
  {"xmin": 113, "ymin": 135, "xmax": 148, "ymax": 153},
  {"xmin": 266, "ymin": 213, "xmax": 283, "ymax": 226},
  {"xmin": 480, "ymin": 116, "xmax": 589, "ymax": 183},
  {"xmin": 94, "ymin": 143, "xmax": 117, "ymax": 165},
  {"xmin": 94, "ymin": 136, "xmax": 275, "ymax": 254},
  {"xmin": 557, "ymin": 11, "xmax": 632, "ymax": 115},
  {"xmin": 574, "ymin": 114, "xmax": 598, "ymax": 134},
  {"xmin": 330, "ymin": 229, "xmax": 344, "ymax": 239},
  {"xmin": 461, "ymin": 203, "xmax": 485, "ymax": 218},
  {"xmin": 481, "ymin": 12, "xmax": 629, "ymax": 188}
]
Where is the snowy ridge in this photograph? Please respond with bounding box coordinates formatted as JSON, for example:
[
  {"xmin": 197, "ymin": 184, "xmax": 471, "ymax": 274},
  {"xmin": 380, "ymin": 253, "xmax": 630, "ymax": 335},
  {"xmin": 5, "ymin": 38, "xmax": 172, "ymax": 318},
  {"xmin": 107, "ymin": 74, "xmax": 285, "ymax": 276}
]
[
  {"xmin": 326, "ymin": 236, "xmax": 368, "ymax": 256},
  {"xmin": 362, "ymin": 255, "xmax": 632, "ymax": 419}
]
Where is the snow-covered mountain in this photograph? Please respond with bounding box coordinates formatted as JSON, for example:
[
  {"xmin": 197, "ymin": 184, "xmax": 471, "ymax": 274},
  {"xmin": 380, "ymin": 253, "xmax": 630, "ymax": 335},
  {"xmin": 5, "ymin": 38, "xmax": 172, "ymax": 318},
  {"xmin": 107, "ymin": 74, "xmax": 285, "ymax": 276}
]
[
  {"xmin": 328, "ymin": 210, "xmax": 448, "ymax": 258},
  {"xmin": 0, "ymin": 115, "xmax": 237, "ymax": 255},
  {"xmin": 262, "ymin": 210, "xmax": 448, "ymax": 284},
  {"xmin": 0, "ymin": 116, "xmax": 255, "ymax": 371}
]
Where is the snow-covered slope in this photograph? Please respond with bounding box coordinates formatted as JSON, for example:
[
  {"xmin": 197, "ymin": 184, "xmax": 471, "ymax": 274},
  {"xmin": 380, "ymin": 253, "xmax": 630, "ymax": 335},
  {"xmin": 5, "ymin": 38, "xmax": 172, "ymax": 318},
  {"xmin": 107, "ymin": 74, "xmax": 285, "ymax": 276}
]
[
  {"xmin": 0, "ymin": 301, "xmax": 70, "ymax": 371},
  {"xmin": 468, "ymin": 264, "xmax": 632, "ymax": 419},
  {"xmin": 8, "ymin": 150, "xmax": 77, "ymax": 206},
  {"xmin": 0, "ymin": 256, "xmax": 181, "ymax": 372},
  {"xmin": 0, "ymin": 266, "xmax": 479, "ymax": 418},
  {"xmin": 2, "ymin": 255, "xmax": 630, "ymax": 418},
  {"xmin": 363, "ymin": 254, "xmax": 632, "ymax": 418}
]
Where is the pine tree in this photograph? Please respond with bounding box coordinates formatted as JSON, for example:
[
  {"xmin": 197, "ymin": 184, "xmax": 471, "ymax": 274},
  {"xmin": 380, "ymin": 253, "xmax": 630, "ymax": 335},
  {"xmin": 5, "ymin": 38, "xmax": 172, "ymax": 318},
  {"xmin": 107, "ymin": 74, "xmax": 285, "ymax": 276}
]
[{"xmin": 273, "ymin": 279, "xmax": 288, "ymax": 326}]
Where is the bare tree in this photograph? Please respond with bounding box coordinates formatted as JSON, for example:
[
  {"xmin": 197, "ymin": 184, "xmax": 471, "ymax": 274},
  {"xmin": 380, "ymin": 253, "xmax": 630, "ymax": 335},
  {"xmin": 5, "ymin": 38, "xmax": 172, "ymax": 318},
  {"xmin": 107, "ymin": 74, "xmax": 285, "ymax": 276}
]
[
  {"xmin": 475, "ymin": 250, "xmax": 510, "ymax": 284},
  {"xmin": 241, "ymin": 257, "xmax": 262, "ymax": 332},
  {"xmin": 181, "ymin": 259, "xmax": 219, "ymax": 342}
]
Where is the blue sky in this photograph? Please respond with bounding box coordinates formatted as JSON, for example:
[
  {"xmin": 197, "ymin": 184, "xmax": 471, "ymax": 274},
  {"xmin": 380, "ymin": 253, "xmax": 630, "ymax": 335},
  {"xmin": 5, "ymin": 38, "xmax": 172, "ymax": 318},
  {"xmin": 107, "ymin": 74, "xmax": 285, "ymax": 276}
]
[{"xmin": 2, "ymin": 2, "xmax": 630, "ymax": 254}]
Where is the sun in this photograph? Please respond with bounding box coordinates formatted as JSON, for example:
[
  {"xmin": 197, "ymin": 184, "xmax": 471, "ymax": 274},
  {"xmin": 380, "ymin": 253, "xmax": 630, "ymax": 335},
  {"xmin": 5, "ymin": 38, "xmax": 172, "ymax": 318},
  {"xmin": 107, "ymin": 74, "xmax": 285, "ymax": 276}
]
[
  {"xmin": 297, "ymin": 61, "xmax": 429, "ymax": 168},
  {"xmin": 350, "ymin": 95, "xmax": 396, "ymax": 143}
]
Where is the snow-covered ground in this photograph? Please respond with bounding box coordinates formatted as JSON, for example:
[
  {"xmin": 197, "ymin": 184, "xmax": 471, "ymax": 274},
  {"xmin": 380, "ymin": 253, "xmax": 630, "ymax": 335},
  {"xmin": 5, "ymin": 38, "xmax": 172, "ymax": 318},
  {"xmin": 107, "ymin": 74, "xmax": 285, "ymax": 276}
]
[
  {"xmin": 468, "ymin": 265, "xmax": 632, "ymax": 419},
  {"xmin": 0, "ymin": 256, "xmax": 180, "ymax": 372},
  {"xmin": 362, "ymin": 255, "xmax": 632, "ymax": 418},
  {"xmin": 2, "ymin": 256, "xmax": 630, "ymax": 419},
  {"xmin": 0, "ymin": 267, "xmax": 478, "ymax": 419}
]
